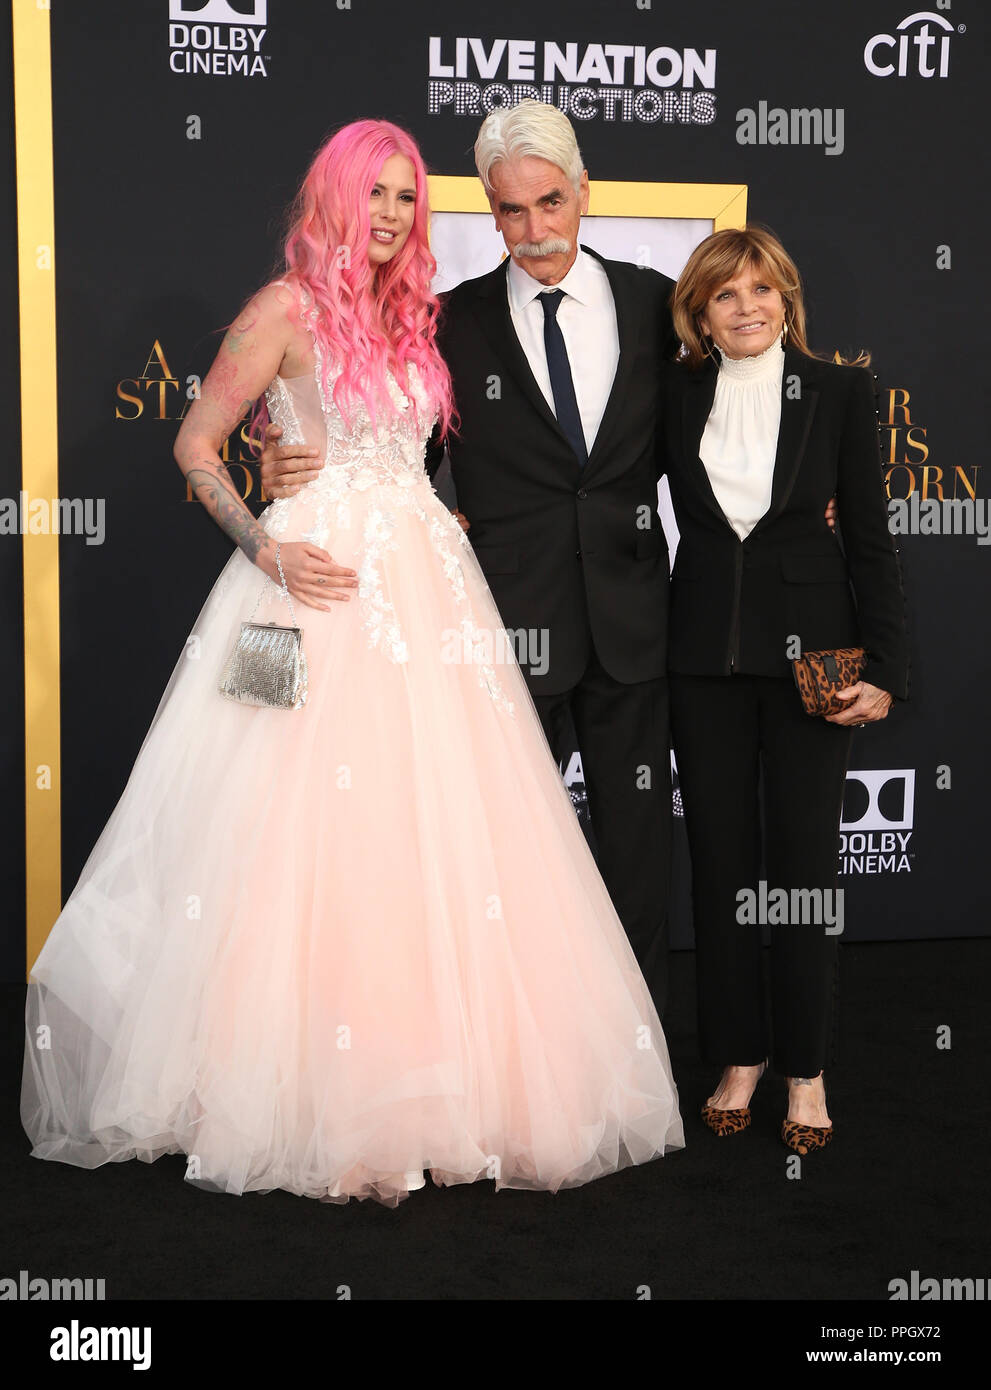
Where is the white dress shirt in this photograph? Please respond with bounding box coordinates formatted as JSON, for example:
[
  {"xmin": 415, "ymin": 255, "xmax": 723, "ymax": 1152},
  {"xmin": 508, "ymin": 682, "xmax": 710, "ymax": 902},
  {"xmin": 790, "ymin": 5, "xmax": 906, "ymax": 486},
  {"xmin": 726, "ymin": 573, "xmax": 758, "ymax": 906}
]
[
  {"xmin": 699, "ymin": 337, "xmax": 785, "ymax": 540},
  {"xmin": 506, "ymin": 248, "xmax": 620, "ymax": 455}
]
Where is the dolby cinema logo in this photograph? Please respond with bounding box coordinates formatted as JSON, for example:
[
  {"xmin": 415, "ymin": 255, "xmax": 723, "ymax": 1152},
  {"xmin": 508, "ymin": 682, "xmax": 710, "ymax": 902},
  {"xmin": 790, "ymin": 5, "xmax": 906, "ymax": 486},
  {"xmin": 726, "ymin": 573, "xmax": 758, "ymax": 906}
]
[
  {"xmin": 839, "ymin": 769, "xmax": 915, "ymax": 876},
  {"xmin": 864, "ymin": 11, "xmax": 960, "ymax": 79},
  {"xmin": 168, "ymin": 0, "xmax": 270, "ymax": 78}
]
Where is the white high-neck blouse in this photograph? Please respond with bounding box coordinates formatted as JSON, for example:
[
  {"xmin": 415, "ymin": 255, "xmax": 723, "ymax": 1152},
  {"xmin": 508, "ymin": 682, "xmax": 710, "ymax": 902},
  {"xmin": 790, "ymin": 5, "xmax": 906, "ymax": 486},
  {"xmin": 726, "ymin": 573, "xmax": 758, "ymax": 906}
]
[{"xmin": 698, "ymin": 336, "xmax": 785, "ymax": 540}]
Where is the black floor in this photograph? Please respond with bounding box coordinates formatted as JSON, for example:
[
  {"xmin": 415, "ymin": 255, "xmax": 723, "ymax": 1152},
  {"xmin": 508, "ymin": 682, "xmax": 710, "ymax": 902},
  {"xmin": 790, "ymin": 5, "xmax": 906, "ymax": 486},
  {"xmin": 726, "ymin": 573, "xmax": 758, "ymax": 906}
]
[{"xmin": 2, "ymin": 939, "xmax": 987, "ymax": 1305}]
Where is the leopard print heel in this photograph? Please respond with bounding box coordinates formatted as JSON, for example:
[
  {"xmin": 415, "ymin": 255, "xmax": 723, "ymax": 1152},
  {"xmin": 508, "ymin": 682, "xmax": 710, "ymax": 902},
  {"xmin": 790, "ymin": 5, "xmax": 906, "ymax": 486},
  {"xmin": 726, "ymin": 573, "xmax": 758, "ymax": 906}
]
[
  {"xmin": 701, "ymin": 1060, "xmax": 767, "ymax": 1136},
  {"xmin": 781, "ymin": 1120, "xmax": 833, "ymax": 1155},
  {"xmin": 701, "ymin": 1104, "xmax": 752, "ymax": 1136}
]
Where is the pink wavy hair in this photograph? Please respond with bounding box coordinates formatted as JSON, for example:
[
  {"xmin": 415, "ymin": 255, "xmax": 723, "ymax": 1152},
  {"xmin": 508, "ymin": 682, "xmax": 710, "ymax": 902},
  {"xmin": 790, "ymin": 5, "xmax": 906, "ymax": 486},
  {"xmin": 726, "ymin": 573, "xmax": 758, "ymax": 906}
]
[{"xmin": 247, "ymin": 119, "xmax": 454, "ymax": 447}]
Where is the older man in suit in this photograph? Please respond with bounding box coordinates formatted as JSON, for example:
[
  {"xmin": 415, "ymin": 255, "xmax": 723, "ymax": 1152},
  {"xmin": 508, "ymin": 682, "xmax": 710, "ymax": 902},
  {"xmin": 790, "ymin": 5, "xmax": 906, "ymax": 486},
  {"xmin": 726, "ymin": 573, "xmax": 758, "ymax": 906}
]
[{"xmin": 260, "ymin": 102, "xmax": 679, "ymax": 1012}]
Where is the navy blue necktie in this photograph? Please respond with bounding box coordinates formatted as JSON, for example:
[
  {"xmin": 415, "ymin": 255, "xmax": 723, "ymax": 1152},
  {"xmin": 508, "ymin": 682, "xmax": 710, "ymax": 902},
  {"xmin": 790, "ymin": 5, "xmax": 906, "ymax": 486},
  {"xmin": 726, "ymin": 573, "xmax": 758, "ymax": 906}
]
[{"xmin": 539, "ymin": 290, "xmax": 588, "ymax": 465}]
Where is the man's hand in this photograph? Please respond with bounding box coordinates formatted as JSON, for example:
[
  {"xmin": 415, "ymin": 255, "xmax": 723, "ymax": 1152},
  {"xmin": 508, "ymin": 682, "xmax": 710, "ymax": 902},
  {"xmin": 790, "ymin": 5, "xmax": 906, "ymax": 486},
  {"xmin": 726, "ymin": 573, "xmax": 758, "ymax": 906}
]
[
  {"xmin": 260, "ymin": 422, "xmax": 323, "ymax": 498},
  {"xmin": 824, "ymin": 681, "xmax": 892, "ymax": 726},
  {"xmin": 453, "ymin": 510, "xmax": 470, "ymax": 533},
  {"xmin": 824, "ymin": 496, "xmax": 837, "ymax": 531},
  {"xmin": 257, "ymin": 539, "xmax": 357, "ymax": 612}
]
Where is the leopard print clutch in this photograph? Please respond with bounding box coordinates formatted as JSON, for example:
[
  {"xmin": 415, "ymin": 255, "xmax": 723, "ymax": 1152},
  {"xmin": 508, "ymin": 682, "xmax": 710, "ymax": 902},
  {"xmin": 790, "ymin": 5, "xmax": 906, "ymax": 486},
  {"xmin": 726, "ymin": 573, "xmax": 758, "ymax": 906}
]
[{"xmin": 791, "ymin": 647, "xmax": 866, "ymax": 717}]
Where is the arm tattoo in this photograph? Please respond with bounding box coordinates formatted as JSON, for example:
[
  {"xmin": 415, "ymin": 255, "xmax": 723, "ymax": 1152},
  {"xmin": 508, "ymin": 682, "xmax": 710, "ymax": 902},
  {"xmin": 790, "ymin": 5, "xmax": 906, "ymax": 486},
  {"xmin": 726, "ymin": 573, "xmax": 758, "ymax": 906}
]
[
  {"xmin": 186, "ymin": 460, "xmax": 269, "ymax": 562},
  {"xmin": 226, "ymin": 306, "xmax": 260, "ymax": 356}
]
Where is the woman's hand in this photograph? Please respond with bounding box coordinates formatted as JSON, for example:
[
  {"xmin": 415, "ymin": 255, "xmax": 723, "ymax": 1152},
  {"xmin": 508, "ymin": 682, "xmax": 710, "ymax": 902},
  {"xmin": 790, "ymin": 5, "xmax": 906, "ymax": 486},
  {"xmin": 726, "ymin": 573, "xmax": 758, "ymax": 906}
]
[
  {"xmin": 825, "ymin": 681, "xmax": 893, "ymax": 726},
  {"xmin": 453, "ymin": 510, "xmax": 470, "ymax": 533},
  {"xmin": 257, "ymin": 539, "xmax": 357, "ymax": 612}
]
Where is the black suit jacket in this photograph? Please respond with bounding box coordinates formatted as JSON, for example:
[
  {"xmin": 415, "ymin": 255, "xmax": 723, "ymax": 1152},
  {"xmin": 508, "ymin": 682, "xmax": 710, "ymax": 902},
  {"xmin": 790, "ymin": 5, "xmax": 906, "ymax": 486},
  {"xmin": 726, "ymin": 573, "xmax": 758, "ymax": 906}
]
[
  {"xmin": 426, "ymin": 245, "xmax": 678, "ymax": 696},
  {"xmin": 659, "ymin": 347, "xmax": 909, "ymax": 699}
]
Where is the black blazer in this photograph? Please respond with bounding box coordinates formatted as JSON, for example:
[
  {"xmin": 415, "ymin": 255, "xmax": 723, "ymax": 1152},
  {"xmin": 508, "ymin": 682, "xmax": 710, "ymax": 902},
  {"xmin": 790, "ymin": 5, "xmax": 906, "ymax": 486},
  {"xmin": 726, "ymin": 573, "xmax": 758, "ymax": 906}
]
[
  {"xmin": 426, "ymin": 245, "xmax": 678, "ymax": 696},
  {"xmin": 659, "ymin": 347, "xmax": 910, "ymax": 700}
]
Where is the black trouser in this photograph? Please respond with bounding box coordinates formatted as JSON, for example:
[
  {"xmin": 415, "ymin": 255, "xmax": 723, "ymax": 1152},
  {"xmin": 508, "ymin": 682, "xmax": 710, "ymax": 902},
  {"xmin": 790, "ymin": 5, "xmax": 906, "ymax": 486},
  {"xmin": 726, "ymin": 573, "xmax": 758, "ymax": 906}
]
[
  {"xmin": 669, "ymin": 673, "xmax": 854, "ymax": 1077},
  {"xmin": 532, "ymin": 645, "xmax": 672, "ymax": 1017}
]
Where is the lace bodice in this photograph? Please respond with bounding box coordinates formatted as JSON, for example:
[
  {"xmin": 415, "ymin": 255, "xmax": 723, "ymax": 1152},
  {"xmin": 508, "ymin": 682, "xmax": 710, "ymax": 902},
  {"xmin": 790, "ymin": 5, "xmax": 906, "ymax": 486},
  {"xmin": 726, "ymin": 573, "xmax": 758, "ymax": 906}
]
[
  {"xmin": 263, "ymin": 284, "xmax": 436, "ymax": 494},
  {"xmin": 257, "ymin": 282, "xmax": 515, "ymax": 715}
]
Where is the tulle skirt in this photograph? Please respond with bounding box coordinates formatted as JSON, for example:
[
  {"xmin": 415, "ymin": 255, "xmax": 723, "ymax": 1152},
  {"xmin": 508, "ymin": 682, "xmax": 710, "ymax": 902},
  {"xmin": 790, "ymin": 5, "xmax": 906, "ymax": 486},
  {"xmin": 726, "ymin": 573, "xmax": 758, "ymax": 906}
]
[{"xmin": 21, "ymin": 475, "xmax": 683, "ymax": 1205}]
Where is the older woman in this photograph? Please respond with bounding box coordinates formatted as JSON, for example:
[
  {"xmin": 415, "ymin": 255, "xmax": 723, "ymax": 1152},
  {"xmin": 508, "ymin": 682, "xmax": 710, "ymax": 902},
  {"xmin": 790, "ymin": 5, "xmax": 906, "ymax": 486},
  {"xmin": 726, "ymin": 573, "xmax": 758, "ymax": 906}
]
[{"xmin": 661, "ymin": 226, "xmax": 908, "ymax": 1153}]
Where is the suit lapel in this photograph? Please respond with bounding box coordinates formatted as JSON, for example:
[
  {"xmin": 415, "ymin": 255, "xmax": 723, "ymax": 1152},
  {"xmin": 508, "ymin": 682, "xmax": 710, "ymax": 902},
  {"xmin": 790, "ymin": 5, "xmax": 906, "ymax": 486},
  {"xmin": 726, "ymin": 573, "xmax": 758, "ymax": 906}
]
[
  {"xmin": 679, "ymin": 357, "xmax": 730, "ymax": 531},
  {"xmin": 467, "ymin": 258, "xmax": 568, "ymax": 445},
  {"xmin": 465, "ymin": 245, "xmax": 643, "ymax": 475},
  {"xmin": 748, "ymin": 346, "xmax": 819, "ymax": 540},
  {"xmin": 581, "ymin": 245, "xmax": 638, "ymax": 478}
]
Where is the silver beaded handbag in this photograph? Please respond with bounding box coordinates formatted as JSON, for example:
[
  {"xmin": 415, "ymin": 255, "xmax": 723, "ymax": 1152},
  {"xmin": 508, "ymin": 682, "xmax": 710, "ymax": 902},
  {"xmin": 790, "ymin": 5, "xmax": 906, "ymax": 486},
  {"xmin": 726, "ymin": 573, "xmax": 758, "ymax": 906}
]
[{"xmin": 219, "ymin": 544, "xmax": 308, "ymax": 711}]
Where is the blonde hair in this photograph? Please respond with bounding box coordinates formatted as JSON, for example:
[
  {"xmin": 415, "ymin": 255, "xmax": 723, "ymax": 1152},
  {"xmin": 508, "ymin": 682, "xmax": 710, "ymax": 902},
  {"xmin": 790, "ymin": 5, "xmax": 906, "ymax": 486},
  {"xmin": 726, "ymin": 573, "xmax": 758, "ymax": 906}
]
[
  {"xmin": 474, "ymin": 99, "xmax": 584, "ymax": 196},
  {"xmin": 671, "ymin": 225, "xmax": 869, "ymax": 370}
]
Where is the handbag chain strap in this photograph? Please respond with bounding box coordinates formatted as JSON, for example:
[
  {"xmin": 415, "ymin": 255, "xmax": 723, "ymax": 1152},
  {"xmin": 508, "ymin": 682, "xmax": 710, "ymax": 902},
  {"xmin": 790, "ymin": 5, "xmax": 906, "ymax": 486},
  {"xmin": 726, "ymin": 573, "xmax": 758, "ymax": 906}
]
[{"xmin": 246, "ymin": 542, "xmax": 300, "ymax": 629}]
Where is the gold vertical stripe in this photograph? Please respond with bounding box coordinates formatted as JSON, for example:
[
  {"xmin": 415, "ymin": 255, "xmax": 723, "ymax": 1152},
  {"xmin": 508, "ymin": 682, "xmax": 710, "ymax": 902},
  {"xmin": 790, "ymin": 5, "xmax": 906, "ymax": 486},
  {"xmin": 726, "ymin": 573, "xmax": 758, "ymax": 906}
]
[{"xmin": 13, "ymin": 0, "xmax": 61, "ymax": 975}]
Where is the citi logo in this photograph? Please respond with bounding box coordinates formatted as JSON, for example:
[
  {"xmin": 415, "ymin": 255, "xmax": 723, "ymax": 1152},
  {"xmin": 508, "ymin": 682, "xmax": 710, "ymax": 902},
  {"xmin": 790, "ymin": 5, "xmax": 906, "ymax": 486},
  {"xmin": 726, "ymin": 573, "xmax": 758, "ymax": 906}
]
[
  {"xmin": 169, "ymin": 0, "xmax": 266, "ymax": 21},
  {"xmin": 864, "ymin": 11, "xmax": 957, "ymax": 78}
]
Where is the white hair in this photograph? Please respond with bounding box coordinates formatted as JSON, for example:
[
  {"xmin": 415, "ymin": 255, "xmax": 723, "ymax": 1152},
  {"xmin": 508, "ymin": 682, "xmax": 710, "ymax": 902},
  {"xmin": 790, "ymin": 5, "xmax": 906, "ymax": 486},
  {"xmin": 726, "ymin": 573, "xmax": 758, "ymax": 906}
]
[{"xmin": 474, "ymin": 99, "xmax": 584, "ymax": 197}]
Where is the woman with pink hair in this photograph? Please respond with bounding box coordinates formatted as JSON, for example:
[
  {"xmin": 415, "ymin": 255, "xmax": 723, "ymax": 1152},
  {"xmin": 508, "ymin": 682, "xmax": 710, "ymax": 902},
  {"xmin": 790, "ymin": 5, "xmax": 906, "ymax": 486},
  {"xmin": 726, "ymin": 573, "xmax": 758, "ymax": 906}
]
[{"xmin": 21, "ymin": 120, "xmax": 682, "ymax": 1207}]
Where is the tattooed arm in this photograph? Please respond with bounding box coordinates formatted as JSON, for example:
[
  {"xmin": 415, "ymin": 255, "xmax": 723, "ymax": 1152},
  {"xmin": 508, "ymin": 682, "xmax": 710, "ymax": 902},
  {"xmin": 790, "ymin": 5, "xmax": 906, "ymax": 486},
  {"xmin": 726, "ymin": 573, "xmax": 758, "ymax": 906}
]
[
  {"xmin": 174, "ymin": 282, "xmax": 358, "ymax": 609},
  {"xmin": 174, "ymin": 282, "xmax": 292, "ymax": 579}
]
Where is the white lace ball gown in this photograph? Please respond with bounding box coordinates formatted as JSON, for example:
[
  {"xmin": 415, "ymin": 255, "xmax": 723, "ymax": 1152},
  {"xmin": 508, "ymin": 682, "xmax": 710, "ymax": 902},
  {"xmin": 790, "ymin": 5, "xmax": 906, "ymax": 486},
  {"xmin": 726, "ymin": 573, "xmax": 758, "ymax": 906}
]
[{"xmin": 21, "ymin": 291, "xmax": 684, "ymax": 1206}]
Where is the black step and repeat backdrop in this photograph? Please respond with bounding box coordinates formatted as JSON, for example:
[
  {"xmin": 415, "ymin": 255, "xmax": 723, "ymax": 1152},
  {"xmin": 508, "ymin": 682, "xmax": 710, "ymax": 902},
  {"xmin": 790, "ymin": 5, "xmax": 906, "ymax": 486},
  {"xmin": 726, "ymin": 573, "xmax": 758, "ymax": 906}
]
[{"xmin": 6, "ymin": 0, "xmax": 989, "ymax": 978}]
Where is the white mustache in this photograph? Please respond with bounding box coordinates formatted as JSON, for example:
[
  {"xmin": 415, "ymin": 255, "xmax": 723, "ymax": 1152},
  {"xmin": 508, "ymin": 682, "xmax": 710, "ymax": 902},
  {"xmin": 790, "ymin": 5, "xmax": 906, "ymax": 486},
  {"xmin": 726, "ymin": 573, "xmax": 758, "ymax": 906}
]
[{"xmin": 513, "ymin": 237, "xmax": 570, "ymax": 259}]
